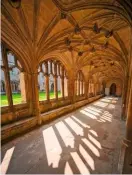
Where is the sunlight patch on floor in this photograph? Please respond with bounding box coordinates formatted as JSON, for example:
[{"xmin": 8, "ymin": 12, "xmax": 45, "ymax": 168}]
[
  {"xmin": 42, "ymin": 127, "xmax": 62, "ymax": 168},
  {"xmin": 0, "ymin": 147, "xmax": 15, "ymax": 174},
  {"xmin": 71, "ymin": 151, "xmax": 90, "ymax": 174},
  {"xmin": 80, "ymin": 110, "xmax": 97, "ymax": 119}
]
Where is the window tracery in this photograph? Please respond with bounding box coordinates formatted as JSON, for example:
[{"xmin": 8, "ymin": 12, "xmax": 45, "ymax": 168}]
[{"xmin": 38, "ymin": 60, "xmax": 68, "ymax": 101}]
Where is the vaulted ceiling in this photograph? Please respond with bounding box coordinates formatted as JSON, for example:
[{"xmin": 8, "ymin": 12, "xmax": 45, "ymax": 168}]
[{"xmin": 1, "ymin": 0, "xmax": 132, "ymax": 83}]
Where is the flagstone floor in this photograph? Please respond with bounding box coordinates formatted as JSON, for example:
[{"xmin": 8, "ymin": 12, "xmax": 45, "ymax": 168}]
[{"xmin": 1, "ymin": 96, "xmax": 125, "ymax": 174}]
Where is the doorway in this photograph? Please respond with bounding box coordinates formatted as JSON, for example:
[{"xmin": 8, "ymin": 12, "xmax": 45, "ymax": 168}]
[{"xmin": 110, "ymin": 83, "xmax": 116, "ymax": 96}]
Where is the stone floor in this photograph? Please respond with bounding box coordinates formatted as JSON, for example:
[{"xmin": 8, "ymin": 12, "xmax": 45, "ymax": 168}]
[{"xmin": 1, "ymin": 97, "xmax": 125, "ymax": 174}]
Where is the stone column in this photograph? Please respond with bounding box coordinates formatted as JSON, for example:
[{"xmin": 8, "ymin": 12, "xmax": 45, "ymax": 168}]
[
  {"xmin": 122, "ymin": 83, "xmax": 132, "ymax": 174},
  {"xmin": 122, "ymin": 76, "xmax": 129, "ymax": 120},
  {"xmin": 84, "ymin": 81, "xmax": 88, "ymax": 98},
  {"xmin": 94, "ymin": 83, "xmax": 96, "ymax": 96},
  {"xmin": 68, "ymin": 70, "xmax": 75, "ymax": 103},
  {"xmin": 31, "ymin": 72, "xmax": 41, "ymax": 125}
]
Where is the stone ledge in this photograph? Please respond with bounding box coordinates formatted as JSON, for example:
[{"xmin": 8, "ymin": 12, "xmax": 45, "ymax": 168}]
[
  {"xmin": 41, "ymin": 95, "xmax": 103, "ymax": 124},
  {"xmin": 1, "ymin": 117, "xmax": 37, "ymax": 142},
  {"xmin": 1, "ymin": 95, "xmax": 103, "ymax": 142}
]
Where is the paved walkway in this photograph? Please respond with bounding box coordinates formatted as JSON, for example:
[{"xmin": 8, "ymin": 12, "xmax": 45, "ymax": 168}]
[{"xmin": 1, "ymin": 97, "xmax": 125, "ymax": 174}]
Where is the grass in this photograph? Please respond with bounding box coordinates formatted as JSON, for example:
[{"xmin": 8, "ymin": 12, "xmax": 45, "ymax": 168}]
[{"xmin": 0, "ymin": 91, "xmax": 62, "ymax": 107}]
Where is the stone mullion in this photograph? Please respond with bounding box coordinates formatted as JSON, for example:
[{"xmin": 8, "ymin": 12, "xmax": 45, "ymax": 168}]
[
  {"xmin": 45, "ymin": 62, "xmax": 49, "ymax": 101},
  {"xmin": 78, "ymin": 79, "xmax": 80, "ymax": 96},
  {"xmin": 82, "ymin": 81, "xmax": 84, "ymax": 95},
  {"xmin": 54, "ymin": 62, "xmax": 58, "ymax": 100},
  {"xmin": 87, "ymin": 80, "xmax": 90, "ymax": 98},
  {"xmin": 65, "ymin": 77, "xmax": 68, "ymax": 97},
  {"xmin": 94, "ymin": 83, "xmax": 97, "ymax": 96},
  {"xmin": 2, "ymin": 47, "xmax": 14, "ymax": 109},
  {"xmin": 50, "ymin": 60, "xmax": 53, "ymax": 74},
  {"xmin": 74, "ymin": 79, "xmax": 77, "ymax": 96},
  {"xmin": 60, "ymin": 66, "xmax": 64, "ymax": 99},
  {"xmin": 80, "ymin": 80, "xmax": 82, "ymax": 95},
  {"xmin": 20, "ymin": 71, "xmax": 27, "ymax": 102}
]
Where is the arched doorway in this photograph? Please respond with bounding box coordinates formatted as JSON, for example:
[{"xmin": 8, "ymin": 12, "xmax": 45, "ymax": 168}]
[{"xmin": 110, "ymin": 83, "xmax": 116, "ymax": 96}]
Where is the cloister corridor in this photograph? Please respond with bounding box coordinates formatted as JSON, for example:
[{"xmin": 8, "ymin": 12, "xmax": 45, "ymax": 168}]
[{"xmin": 1, "ymin": 97, "xmax": 125, "ymax": 174}]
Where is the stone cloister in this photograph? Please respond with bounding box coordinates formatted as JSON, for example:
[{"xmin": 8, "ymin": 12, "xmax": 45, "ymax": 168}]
[{"xmin": 1, "ymin": 0, "xmax": 132, "ymax": 174}]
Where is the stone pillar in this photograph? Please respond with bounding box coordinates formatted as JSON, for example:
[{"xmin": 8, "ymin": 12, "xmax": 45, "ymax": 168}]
[
  {"xmin": 122, "ymin": 76, "xmax": 129, "ymax": 120},
  {"xmin": 31, "ymin": 72, "xmax": 41, "ymax": 125},
  {"xmin": 94, "ymin": 83, "xmax": 96, "ymax": 96},
  {"xmin": 68, "ymin": 70, "xmax": 75, "ymax": 103},
  {"xmin": 20, "ymin": 72, "xmax": 26, "ymax": 102},
  {"xmin": 84, "ymin": 81, "xmax": 88, "ymax": 98},
  {"xmin": 122, "ymin": 84, "xmax": 132, "ymax": 174}
]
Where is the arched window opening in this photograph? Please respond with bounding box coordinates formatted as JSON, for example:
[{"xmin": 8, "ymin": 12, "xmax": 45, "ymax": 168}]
[
  {"xmin": 38, "ymin": 59, "xmax": 68, "ymax": 101},
  {"xmin": 0, "ymin": 70, "xmax": 8, "ymax": 106},
  {"xmin": 0, "ymin": 45, "xmax": 27, "ymax": 107},
  {"xmin": 38, "ymin": 68, "xmax": 46, "ymax": 101},
  {"xmin": 7, "ymin": 52, "xmax": 26, "ymax": 105},
  {"xmin": 76, "ymin": 71, "xmax": 85, "ymax": 96}
]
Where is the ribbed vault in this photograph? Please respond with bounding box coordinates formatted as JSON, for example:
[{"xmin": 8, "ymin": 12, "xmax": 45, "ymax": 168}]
[{"xmin": 1, "ymin": 0, "xmax": 132, "ymax": 84}]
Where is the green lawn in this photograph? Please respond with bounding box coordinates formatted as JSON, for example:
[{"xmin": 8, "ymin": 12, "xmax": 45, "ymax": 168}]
[{"xmin": 0, "ymin": 91, "xmax": 62, "ymax": 107}]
